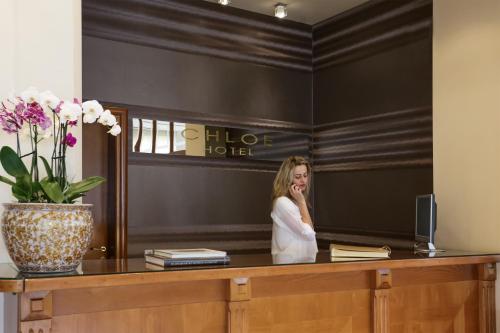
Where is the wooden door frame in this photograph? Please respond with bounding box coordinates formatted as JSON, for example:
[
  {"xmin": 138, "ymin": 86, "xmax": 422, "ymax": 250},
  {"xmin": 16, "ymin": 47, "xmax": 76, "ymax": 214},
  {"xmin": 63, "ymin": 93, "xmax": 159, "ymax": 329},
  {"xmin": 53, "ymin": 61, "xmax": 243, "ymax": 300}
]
[{"xmin": 108, "ymin": 107, "xmax": 128, "ymax": 258}]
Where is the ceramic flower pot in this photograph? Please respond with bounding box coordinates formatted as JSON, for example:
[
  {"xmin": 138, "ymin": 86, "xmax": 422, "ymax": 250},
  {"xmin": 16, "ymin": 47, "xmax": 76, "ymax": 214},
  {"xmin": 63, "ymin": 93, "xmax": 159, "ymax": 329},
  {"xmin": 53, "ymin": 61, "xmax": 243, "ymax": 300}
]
[{"xmin": 1, "ymin": 203, "xmax": 93, "ymax": 273}]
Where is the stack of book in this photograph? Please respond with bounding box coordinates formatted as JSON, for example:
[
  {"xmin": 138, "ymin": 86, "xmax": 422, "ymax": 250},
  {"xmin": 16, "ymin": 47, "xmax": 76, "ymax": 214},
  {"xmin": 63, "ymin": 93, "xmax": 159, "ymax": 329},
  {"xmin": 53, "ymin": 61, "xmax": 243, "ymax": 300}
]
[
  {"xmin": 144, "ymin": 248, "xmax": 230, "ymax": 267},
  {"xmin": 330, "ymin": 243, "xmax": 391, "ymax": 261}
]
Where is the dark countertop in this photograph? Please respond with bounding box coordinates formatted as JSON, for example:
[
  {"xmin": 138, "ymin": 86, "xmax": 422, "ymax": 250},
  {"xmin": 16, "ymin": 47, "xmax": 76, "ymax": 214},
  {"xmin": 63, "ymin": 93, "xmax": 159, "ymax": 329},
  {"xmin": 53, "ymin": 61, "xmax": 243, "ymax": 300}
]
[{"xmin": 1, "ymin": 249, "xmax": 499, "ymax": 282}]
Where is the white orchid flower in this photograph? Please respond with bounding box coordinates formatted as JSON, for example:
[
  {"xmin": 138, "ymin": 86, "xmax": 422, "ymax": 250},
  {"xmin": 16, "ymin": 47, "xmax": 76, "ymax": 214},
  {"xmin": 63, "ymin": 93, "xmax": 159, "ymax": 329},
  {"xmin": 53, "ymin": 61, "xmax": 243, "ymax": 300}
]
[
  {"xmin": 40, "ymin": 130, "xmax": 53, "ymax": 140},
  {"xmin": 107, "ymin": 114, "xmax": 117, "ymax": 127},
  {"xmin": 97, "ymin": 110, "xmax": 110, "ymax": 124},
  {"xmin": 83, "ymin": 113, "xmax": 97, "ymax": 124},
  {"xmin": 19, "ymin": 123, "xmax": 52, "ymax": 141},
  {"xmin": 108, "ymin": 124, "xmax": 121, "ymax": 136},
  {"xmin": 39, "ymin": 91, "xmax": 60, "ymax": 111},
  {"xmin": 82, "ymin": 100, "xmax": 104, "ymax": 119},
  {"xmin": 20, "ymin": 124, "xmax": 31, "ymax": 139},
  {"xmin": 98, "ymin": 110, "xmax": 117, "ymax": 126},
  {"xmin": 20, "ymin": 87, "xmax": 40, "ymax": 104},
  {"xmin": 59, "ymin": 101, "xmax": 82, "ymax": 123}
]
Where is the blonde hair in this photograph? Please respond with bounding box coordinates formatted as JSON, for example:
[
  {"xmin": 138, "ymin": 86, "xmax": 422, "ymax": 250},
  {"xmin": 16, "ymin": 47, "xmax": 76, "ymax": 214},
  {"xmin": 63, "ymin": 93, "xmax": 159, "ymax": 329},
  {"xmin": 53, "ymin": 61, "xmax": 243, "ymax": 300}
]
[{"xmin": 271, "ymin": 156, "xmax": 311, "ymax": 207}]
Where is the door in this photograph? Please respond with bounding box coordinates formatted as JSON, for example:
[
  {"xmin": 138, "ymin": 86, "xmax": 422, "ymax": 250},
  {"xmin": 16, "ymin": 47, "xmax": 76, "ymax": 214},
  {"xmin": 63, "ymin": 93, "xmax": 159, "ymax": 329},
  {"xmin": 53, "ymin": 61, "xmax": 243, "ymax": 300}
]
[{"xmin": 83, "ymin": 107, "xmax": 128, "ymax": 259}]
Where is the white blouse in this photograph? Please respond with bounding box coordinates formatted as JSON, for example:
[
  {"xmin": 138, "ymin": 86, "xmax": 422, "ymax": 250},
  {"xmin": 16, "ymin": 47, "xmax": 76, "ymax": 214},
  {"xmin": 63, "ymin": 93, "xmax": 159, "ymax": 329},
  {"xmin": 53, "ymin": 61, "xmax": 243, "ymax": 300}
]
[{"xmin": 271, "ymin": 196, "xmax": 318, "ymax": 263}]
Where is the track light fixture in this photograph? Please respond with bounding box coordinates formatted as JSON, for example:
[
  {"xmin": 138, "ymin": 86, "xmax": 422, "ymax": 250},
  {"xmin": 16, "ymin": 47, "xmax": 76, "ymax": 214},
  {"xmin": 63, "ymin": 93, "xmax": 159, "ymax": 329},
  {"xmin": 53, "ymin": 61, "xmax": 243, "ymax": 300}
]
[{"xmin": 274, "ymin": 3, "xmax": 287, "ymax": 19}]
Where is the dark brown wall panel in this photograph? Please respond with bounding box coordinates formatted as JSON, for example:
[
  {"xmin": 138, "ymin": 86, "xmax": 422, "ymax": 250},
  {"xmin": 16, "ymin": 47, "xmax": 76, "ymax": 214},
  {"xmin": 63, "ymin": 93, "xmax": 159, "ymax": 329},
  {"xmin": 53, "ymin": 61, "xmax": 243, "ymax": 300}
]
[
  {"xmin": 314, "ymin": 167, "xmax": 433, "ymax": 238},
  {"xmin": 313, "ymin": 106, "xmax": 432, "ymax": 171},
  {"xmin": 83, "ymin": 0, "xmax": 313, "ymax": 255},
  {"xmin": 127, "ymin": 164, "xmax": 275, "ymax": 255},
  {"xmin": 312, "ymin": 0, "xmax": 433, "ymax": 239},
  {"xmin": 83, "ymin": 36, "xmax": 312, "ymax": 125},
  {"xmin": 128, "ymin": 164, "xmax": 274, "ymax": 227},
  {"xmin": 313, "ymin": 38, "xmax": 432, "ymax": 124},
  {"xmin": 313, "ymin": 0, "xmax": 432, "ymax": 70},
  {"xmin": 83, "ymin": 0, "xmax": 433, "ymax": 250},
  {"xmin": 83, "ymin": 0, "xmax": 312, "ymax": 72}
]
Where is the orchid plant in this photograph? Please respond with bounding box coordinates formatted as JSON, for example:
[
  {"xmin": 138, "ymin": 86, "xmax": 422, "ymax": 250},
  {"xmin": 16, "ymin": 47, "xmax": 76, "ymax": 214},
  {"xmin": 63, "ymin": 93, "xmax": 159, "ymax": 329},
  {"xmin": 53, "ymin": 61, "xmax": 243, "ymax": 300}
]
[{"xmin": 0, "ymin": 87, "xmax": 121, "ymax": 204}]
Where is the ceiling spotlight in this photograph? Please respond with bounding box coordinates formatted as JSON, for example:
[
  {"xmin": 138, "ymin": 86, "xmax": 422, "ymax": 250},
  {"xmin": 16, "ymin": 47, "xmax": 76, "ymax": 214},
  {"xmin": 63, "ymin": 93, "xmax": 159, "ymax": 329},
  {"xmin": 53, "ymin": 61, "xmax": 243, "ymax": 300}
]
[
  {"xmin": 274, "ymin": 3, "xmax": 287, "ymax": 19},
  {"xmin": 218, "ymin": 0, "xmax": 231, "ymax": 5}
]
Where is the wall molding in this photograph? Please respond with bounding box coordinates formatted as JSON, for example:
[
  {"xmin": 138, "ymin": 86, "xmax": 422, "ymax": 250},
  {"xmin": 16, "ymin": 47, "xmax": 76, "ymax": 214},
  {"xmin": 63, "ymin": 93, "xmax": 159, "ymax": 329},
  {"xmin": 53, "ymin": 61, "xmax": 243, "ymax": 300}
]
[
  {"xmin": 129, "ymin": 152, "xmax": 282, "ymax": 172},
  {"xmin": 129, "ymin": 224, "xmax": 272, "ymax": 235},
  {"xmin": 123, "ymin": 104, "xmax": 431, "ymax": 173},
  {"xmin": 313, "ymin": 0, "xmax": 432, "ymax": 70},
  {"xmin": 316, "ymin": 229, "xmax": 415, "ymax": 250},
  {"xmin": 117, "ymin": 102, "xmax": 312, "ymax": 134},
  {"xmin": 128, "ymin": 224, "xmax": 416, "ymax": 256},
  {"xmin": 83, "ymin": 0, "xmax": 312, "ymax": 72},
  {"xmin": 111, "ymin": 102, "xmax": 311, "ymax": 172},
  {"xmin": 313, "ymin": 106, "xmax": 432, "ymax": 172},
  {"xmin": 128, "ymin": 224, "xmax": 272, "ymax": 256}
]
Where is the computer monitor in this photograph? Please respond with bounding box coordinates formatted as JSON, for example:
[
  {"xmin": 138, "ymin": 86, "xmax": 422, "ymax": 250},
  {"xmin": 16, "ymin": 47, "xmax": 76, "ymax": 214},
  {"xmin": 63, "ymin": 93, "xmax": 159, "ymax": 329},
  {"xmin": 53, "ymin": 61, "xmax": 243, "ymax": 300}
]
[{"xmin": 415, "ymin": 194, "xmax": 437, "ymax": 244}]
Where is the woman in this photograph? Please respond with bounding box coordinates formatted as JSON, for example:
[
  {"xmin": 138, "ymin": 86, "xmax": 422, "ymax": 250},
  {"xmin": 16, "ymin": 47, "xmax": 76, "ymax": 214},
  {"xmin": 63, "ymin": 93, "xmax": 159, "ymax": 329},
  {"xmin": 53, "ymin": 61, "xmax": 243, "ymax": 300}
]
[{"xmin": 271, "ymin": 156, "xmax": 318, "ymax": 263}]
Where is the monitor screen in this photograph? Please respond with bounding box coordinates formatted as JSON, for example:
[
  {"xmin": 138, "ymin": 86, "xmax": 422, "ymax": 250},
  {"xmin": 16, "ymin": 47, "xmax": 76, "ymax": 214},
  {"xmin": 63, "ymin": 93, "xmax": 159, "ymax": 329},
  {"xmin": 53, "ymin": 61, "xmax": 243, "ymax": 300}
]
[{"xmin": 415, "ymin": 194, "xmax": 436, "ymax": 243}]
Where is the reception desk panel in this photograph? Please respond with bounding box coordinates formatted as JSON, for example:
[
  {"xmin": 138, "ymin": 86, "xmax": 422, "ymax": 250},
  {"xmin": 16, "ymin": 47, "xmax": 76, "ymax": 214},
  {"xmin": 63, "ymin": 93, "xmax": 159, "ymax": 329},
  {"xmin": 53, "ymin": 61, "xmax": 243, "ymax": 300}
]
[
  {"xmin": 251, "ymin": 271, "xmax": 372, "ymax": 297},
  {"xmin": 2, "ymin": 251, "xmax": 498, "ymax": 333},
  {"xmin": 392, "ymin": 264, "xmax": 477, "ymax": 287},
  {"xmin": 389, "ymin": 265, "xmax": 480, "ymax": 332},
  {"xmin": 51, "ymin": 301, "xmax": 227, "ymax": 333},
  {"xmin": 51, "ymin": 279, "xmax": 227, "ymax": 316},
  {"xmin": 250, "ymin": 271, "xmax": 372, "ymax": 332},
  {"xmin": 390, "ymin": 280, "xmax": 478, "ymax": 332},
  {"xmin": 249, "ymin": 289, "xmax": 371, "ymax": 333},
  {"xmin": 49, "ymin": 280, "xmax": 228, "ymax": 333}
]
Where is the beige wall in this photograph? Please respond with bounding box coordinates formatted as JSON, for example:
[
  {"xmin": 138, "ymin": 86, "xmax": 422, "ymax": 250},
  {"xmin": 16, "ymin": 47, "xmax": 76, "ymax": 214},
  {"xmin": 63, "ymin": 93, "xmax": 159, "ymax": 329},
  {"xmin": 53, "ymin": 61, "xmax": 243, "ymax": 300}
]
[
  {"xmin": 433, "ymin": 0, "xmax": 500, "ymax": 330},
  {"xmin": 0, "ymin": 1, "xmax": 81, "ymax": 330},
  {"xmin": 0, "ymin": 0, "xmax": 82, "ymax": 262},
  {"xmin": 434, "ymin": 0, "xmax": 500, "ymax": 251}
]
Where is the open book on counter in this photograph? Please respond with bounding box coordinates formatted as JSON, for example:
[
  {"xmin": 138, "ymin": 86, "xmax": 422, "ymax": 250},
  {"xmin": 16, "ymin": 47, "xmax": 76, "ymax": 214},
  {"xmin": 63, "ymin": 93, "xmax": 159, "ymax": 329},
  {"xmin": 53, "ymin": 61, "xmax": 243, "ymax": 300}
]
[{"xmin": 330, "ymin": 243, "xmax": 391, "ymax": 258}]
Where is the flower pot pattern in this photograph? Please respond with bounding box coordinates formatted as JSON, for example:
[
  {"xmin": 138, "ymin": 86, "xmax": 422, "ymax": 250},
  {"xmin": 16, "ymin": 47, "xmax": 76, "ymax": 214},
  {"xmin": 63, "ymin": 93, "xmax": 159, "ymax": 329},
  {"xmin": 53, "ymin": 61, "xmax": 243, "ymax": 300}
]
[{"xmin": 1, "ymin": 203, "xmax": 93, "ymax": 273}]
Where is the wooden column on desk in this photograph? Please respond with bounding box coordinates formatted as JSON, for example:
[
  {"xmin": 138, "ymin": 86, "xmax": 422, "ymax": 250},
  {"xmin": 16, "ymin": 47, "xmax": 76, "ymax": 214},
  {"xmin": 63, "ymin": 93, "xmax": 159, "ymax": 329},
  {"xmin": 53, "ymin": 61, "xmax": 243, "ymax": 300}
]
[
  {"xmin": 227, "ymin": 277, "xmax": 251, "ymax": 333},
  {"xmin": 373, "ymin": 268, "xmax": 392, "ymax": 333},
  {"xmin": 19, "ymin": 291, "xmax": 52, "ymax": 333},
  {"xmin": 478, "ymin": 263, "xmax": 496, "ymax": 333}
]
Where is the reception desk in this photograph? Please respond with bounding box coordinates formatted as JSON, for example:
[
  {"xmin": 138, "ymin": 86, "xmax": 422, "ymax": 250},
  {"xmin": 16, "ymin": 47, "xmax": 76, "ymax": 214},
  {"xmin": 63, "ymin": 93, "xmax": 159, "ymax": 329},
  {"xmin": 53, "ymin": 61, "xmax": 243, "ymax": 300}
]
[{"xmin": 1, "ymin": 250, "xmax": 499, "ymax": 333}]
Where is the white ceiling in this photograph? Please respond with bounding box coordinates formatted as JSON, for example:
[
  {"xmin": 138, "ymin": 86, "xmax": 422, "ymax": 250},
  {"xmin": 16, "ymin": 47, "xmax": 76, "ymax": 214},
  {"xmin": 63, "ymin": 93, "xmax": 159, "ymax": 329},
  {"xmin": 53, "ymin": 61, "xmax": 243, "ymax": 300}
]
[{"xmin": 204, "ymin": 0, "xmax": 369, "ymax": 25}]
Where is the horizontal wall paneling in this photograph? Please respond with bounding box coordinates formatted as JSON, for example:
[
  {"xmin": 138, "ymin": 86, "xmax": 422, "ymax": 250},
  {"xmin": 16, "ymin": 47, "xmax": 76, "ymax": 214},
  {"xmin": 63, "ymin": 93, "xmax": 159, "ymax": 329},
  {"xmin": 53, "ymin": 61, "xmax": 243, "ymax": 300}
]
[
  {"xmin": 128, "ymin": 224, "xmax": 272, "ymax": 257},
  {"xmin": 83, "ymin": 0, "xmax": 312, "ymax": 72},
  {"xmin": 83, "ymin": 0, "xmax": 433, "ymax": 253},
  {"xmin": 313, "ymin": 106, "xmax": 432, "ymax": 172},
  {"xmin": 313, "ymin": 0, "xmax": 432, "ymax": 70},
  {"xmin": 123, "ymin": 103, "xmax": 312, "ymax": 133},
  {"xmin": 124, "ymin": 103, "xmax": 312, "ymax": 172}
]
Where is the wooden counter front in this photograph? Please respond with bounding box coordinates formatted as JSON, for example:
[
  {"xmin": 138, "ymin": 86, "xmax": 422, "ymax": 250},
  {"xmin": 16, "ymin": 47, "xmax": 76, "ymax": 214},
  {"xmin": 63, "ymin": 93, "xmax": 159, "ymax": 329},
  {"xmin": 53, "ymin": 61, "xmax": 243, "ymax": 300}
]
[{"xmin": 2, "ymin": 250, "xmax": 499, "ymax": 333}]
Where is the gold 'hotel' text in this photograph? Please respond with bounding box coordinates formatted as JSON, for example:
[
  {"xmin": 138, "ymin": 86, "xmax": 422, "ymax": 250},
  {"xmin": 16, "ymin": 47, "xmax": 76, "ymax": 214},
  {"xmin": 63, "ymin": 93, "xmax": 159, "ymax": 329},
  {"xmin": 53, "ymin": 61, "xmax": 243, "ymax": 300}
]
[{"xmin": 181, "ymin": 128, "xmax": 272, "ymax": 156}]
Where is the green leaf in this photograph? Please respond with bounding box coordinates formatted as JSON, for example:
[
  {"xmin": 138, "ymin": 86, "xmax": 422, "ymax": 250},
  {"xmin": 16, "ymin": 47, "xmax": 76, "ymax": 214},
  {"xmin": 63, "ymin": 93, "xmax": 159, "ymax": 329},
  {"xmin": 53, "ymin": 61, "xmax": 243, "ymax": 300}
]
[
  {"xmin": 39, "ymin": 156, "xmax": 54, "ymax": 181},
  {"xmin": 15, "ymin": 174, "xmax": 32, "ymax": 198},
  {"xmin": 64, "ymin": 176, "xmax": 105, "ymax": 199},
  {"xmin": 0, "ymin": 146, "xmax": 29, "ymax": 178},
  {"xmin": 40, "ymin": 179, "xmax": 64, "ymax": 203},
  {"xmin": 65, "ymin": 193, "xmax": 86, "ymax": 203},
  {"xmin": 12, "ymin": 186, "xmax": 29, "ymax": 202},
  {"xmin": 0, "ymin": 175, "xmax": 15, "ymax": 186},
  {"xmin": 11, "ymin": 174, "xmax": 32, "ymax": 202},
  {"xmin": 32, "ymin": 181, "xmax": 42, "ymax": 193}
]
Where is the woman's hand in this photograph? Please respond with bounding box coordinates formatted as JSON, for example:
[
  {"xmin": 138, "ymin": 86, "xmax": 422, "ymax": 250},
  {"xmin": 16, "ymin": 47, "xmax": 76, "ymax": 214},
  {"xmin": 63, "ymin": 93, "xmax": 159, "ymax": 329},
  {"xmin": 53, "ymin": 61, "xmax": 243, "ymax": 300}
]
[
  {"xmin": 289, "ymin": 184, "xmax": 313, "ymax": 228},
  {"xmin": 289, "ymin": 184, "xmax": 306, "ymax": 204}
]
